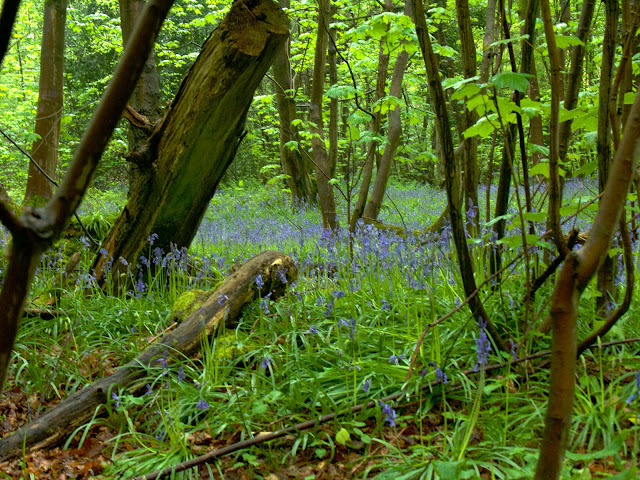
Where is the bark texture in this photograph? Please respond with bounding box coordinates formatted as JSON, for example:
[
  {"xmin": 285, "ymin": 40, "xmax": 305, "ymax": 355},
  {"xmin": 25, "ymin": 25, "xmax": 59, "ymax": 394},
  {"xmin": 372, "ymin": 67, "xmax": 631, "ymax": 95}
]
[
  {"xmin": 0, "ymin": 251, "xmax": 296, "ymax": 460},
  {"xmin": 535, "ymin": 87, "xmax": 640, "ymax": 480},
  {"xmin": 119, "ymin": 0, "xmax": 163, "ymax": 190},
  {"xmin": 93, "ymin": 0, "xmax": 290, "ymax": 285},
  {"xmin": 309, "ymin": 0, "xmax": 338, "ymax": 230},
  {"xmin": 272, "ymin": 0, "xmax": 313, "ymax": 204},
  {"xmin": 24, "ymin": 0, "xmax": 67, "ymax": 203}
]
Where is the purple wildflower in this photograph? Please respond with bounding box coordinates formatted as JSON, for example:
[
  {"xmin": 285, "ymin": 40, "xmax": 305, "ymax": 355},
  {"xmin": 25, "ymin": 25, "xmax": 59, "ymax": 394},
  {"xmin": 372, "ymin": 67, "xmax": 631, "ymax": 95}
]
[
  {"xmin": 261, "ymin": 357, "xmax": 272, "ymax": 369},
  {"xmin": 379, "ymin": 401, "xmax": 396, "ymax": 426},
  {"xmin": 111, "ymin": 392, "xmax": 120, "ymax": 410},
  {"xmin": 255, "ymin": 274, "xmax": 264, "ymax": 290},
  {"xmin": 196, "ymin": 399, "xmax": 210, "ymax": 410},
  {"xmin": 177, "ymin": 365, "xmax": 185, "ymax": 383},
  {"xmin": 474, "ymin": 318, "xmax": 492, "ymax": 371},
  {"xmin": 362, "ymin": 378, "xmax": 371, "ymax": 393}
]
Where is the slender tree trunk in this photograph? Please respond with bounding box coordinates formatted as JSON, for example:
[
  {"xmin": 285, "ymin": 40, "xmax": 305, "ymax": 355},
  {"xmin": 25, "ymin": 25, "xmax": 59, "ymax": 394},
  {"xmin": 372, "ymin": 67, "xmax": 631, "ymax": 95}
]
[
  {"xmin": 92, "ymin": 0, "xmax": 290, "ymax": 285},
  {"xmin": 309, "ymin": 0, "xmax": 338, "ymax": 230},
  {"xmin": 455, "ymin": 0, "xmax": 479, "ymax": 236},
  {"xmin": 272, "ymin": 0, "xmax": 313, "ymax": 204},
  {"xmin": 596, "ymin": 0, "xmax": 619, "ymax": 317},
  {"xmin": 535, "ymin": 87, "xmax": 640, "ymax": 480},
  {"xmin": 119, "ymin": 0, "xmax": 163, "ymax": 193},
  {"xmin": 412, "ymin": 0, "xmax": 507, "ymax": 352},
  {"xmin": 23, "ymin": 0, "xmax": 67, "ymax": 204},
  {"xmin": 328, "ymin": 17, "xmax": 338, "ymax": 179},
  {"xmin": 349, "ymin": 0, "xmax": 391, "ymax": 229},
  {"xmin": 362, "ymin": 49, "xmax": 409, "ymax": 222},
  {"xmin": 558, "ymin": 0, "xmax": 596, "ymax": 164},
  {"xmin": 479, "ymin": 0, "xmax": 497, "ymax": 83}
]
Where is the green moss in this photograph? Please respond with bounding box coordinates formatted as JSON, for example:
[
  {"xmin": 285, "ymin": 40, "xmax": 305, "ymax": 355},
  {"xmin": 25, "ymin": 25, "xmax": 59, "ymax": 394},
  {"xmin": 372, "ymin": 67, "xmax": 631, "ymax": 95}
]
[
  {"xmin": 214, "ymin": 332, "xmax": 254, "ymax": 361},
  {"xmin": 169, "ymin": 289, "xmax": 210, "ymax": 322}
]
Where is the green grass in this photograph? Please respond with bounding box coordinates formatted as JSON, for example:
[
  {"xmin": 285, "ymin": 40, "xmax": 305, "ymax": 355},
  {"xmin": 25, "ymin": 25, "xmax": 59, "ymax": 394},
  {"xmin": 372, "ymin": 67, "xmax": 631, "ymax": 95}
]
[{"xmin": 2, "ymin": 179, "xmax": 639, "ymax": 479}]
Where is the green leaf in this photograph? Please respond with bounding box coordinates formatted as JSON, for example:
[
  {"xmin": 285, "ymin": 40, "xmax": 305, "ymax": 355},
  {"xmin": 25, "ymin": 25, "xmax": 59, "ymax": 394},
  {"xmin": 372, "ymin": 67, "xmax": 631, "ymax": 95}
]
[
  {"xmin": 623, "ymin": 91, "xmax": 637, "ymax": 105},
  {"xmin": 464, "ymin": 116, "xmax": 496, "ymax": 139},
  {"xmin": 335, "ymin": 427, "xmax": 350, "ymax": 445},
  {"xmin": 450, "ymin": 83, "xmax": 481, "ymax": 101},
  {"xmin": 554, "ymin": 35, "xmax": 584, "ymax": 49},
  {"xmin": 529, "ymin": 162, "xmax": 549, "ymax": 178},
  {"xmin": 491, "ymin": 72, "xmax": 534, "ymax": 93},
  {"xmin": 565, "ymin": 431, "xmax": 628, "ymax": 462},
  {"xmin": 326, "ymin": 84, "xmax": 356, "ymax": 99},
  {"xmin": 284, "ymin": 140, "xmax": 299, "ymax": 152},
  {"xmin": 489, "ymin": 34, "xmax": 529, "ymax": 48},
  {"xmin": 573, "ymin": 160, "xmax": 597, "ymax": 177}
]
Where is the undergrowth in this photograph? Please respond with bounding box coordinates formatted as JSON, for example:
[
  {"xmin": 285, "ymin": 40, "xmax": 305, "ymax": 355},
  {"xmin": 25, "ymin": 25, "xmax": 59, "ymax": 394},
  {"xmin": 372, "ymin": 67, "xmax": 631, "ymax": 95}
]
[{"xmin": 1, "ymin": 179, "xmax": 639, "ymax": 479}]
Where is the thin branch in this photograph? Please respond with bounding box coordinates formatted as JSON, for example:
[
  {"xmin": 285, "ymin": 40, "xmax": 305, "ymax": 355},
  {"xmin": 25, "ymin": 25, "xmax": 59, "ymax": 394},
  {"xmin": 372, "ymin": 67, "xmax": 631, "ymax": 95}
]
[{"xmin": 0, "ymin": 0, "xmax": 21, "ymax": 66}]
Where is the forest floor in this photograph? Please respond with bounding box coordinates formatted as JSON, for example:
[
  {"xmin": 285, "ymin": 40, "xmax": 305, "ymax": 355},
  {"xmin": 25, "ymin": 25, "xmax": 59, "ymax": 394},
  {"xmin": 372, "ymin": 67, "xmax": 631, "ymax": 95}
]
[{"xmin": 1, "ymin": 181, "xmax": 639, "ymax": 479}]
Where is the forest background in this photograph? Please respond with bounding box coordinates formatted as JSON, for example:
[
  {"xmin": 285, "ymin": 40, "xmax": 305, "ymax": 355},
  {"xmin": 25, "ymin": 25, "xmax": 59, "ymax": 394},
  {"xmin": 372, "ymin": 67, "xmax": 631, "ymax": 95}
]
[{"xmin": 0, "ymin": 0, "xmax": 639, "ymax": 478}]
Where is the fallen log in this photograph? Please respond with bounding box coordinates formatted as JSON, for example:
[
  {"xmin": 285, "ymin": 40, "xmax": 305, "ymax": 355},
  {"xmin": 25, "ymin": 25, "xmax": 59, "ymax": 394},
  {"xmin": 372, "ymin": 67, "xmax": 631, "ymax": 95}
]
[{"xmin": 0, "ymin": 250, "xmax": 296, "ymax": 460}]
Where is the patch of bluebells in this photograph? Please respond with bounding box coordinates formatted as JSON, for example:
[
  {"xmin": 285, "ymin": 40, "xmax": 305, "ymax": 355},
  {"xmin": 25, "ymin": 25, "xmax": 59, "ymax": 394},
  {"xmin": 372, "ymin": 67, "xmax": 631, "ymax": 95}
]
[
  {"xmin": 474, "ymin": 318, "xmax": 492, "ymax": 371},
  {"xmin": 428, "ymin": 361, "xmax": 448, "ymax": 384},
  {"xmin": 388, "ymin": 354, "xmax": 406, "ymax": 365}
]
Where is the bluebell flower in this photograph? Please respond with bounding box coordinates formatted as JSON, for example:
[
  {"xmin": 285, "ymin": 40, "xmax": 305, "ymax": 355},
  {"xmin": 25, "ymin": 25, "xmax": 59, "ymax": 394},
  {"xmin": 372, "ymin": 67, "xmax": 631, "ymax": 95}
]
[
  {"xmin": 261, "ymin": 357, "xmax": 272, "ymax": 369},
  {"xmin": 177, "ymin": 365, "xmax": 185, "ymax": 383},
  {"xmin": 196, "ymin": 399, "xmax": 210, "ymax": 410},
  {"xmin": 381, "ymin": 299, "xmax": 391, "ymax": 311},
  {"xmin": 429, "ymin": 361, "xmax": 448, "ymax": 383},
  {"xmin": 100, "ymin": 247, "xmax": 109, "ymax": 258},
  {"xmin": 333, "ymin": 291, "xmax": 345, "ymax": 299},
  {"xmin": 388, "ymin": 354, "xmax": 406, "ymax": 365},
  {"xmin": 277, "ymin": 268, "xmax": 287, "ymax": 284},
  {"xmin": 255, "ymin": 274, "xmax": 264, "ymax": 290},
  {"xmin": 157, "ymin": 349, "xmax": 169, "ymax": 371},
  {"xmin": 362, "ymin": 378, "xmax": 371, "ymax": 393},
  {"xmin": 80, "ymin": 236, "xmax": 91, "ymax": 248},
  {"xmin": 379, "ymin": 401, "xmax": 396, "ymax": 426},
  {"xmin": 325, "ymin": 298, "xmax": 335, "ymax": 316},
  {"xmin": 306, "ymin": 325, "xmax": 318, "ymax": 334},
  {"xmin": 217, "ymin": 294, "xmax": 228, "ymax": 306},
  {"xmin": 111, "ymin": 392, "xmax": 120, "ymax": 410},
  {"xmin": 474, "ymin": 318, "xmax": 492, "ymax": 371},
  {"xmin": 119, "ymin": 257, "xmax": 128, "ymax": 266},
  {"xmin": 145, "ymin": 384, "xmax": 153, "ymax": 395},
  {"xmin": 148, "ymin": 233, "xmax": 158, "ymax": 245}
]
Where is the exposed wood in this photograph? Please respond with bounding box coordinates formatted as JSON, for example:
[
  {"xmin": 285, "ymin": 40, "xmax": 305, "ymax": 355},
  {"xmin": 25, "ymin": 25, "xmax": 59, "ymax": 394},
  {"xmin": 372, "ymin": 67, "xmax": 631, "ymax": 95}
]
[
  {"xmin": 92, "ymin": 0, "xmax": 290, "ymax": 286},
  {"xmin": 0, "ymin": 251, "xmax": 296, "ymax": 460}
]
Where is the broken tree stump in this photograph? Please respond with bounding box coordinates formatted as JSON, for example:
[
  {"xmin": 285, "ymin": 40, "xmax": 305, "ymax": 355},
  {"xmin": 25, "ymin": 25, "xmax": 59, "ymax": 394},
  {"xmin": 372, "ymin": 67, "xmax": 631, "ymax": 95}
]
[{"xmin": 0, "ymin": 251, "xmax": 296, "ymax": 460}]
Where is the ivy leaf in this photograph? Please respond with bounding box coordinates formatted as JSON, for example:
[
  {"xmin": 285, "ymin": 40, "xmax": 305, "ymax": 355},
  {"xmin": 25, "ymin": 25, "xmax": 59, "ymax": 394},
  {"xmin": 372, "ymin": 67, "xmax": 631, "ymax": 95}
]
[{"xmin": 491, "ymin": 72, "xmax": 534, "ymax": 93}]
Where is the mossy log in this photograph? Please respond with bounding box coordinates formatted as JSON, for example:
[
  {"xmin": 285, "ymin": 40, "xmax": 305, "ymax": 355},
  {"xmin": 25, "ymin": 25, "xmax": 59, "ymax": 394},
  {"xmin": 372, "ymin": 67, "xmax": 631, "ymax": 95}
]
[{"xmin": 0, "ymin": 251, "xmax": 296, "ymax": 460}]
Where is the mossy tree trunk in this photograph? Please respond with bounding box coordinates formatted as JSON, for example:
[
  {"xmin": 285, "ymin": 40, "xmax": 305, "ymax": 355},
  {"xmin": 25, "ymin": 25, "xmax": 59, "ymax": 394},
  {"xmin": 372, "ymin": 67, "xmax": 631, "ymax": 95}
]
[{"xmin": 92, "ymin": 0, "xmax": 290, "ymax": 286}]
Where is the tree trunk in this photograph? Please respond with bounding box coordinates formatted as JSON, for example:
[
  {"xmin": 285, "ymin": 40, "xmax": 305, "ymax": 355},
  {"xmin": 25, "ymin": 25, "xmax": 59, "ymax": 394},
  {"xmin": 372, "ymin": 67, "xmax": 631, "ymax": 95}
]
[
  {"xmin": 362, "ymin": 49, "xmax": 409, "ymax": 222},
  {"xmin": 309, "ymin": 0, "xmax": 338, "ymax": 230},
  {"xmin": 596, "ymin": 0, "xmax": 619, "ymax": 317},
  {"xmin": 119, "ymin": 0, "xmax": 163, "ymax": 193},
  {"xmin": 272, "ymin": 0, "xmax": 313, "ymax": 204},
  {"xmin": 92, "ymin": 0, "xmax": 290, "ymax": 286},
  {"xmin": 558, "ymin": 0, "xmax": 596, "ymax": 164},
  {"xmin": 412, "ymin": 0, "xmax": 507, "ymax": 352},
  {"xmin": 23, "ymin": 0, "xmax": 67, "ymax": 204},
  {"xmin": 0, "ymin": 251, "xmax": 296, "ymax": 459},
  {"xmin": 349, "ymin": 0, "xmax": 392, "ymax": 230},
  {"xmin": 455, "ymin": 0, "xmax": 479, "ymax": 236}
]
